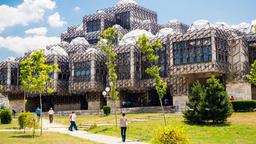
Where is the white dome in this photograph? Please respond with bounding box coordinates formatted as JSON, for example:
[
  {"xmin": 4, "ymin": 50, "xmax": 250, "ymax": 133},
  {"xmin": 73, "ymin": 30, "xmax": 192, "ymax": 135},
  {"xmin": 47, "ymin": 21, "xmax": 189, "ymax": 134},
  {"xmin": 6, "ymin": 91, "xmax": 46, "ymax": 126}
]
[
  {"xmin": 113, "ymin": 24, "xmax": 123, "ymax": 30},
  {"xmin": 45, "ymin": 45, "xmax": 68, "ymax": 56},
  {"xmin": 212, "ymin": 22, "xmax": 230, "ymax": 30},
  {"xmin": 231, "ymin": 22, "xmax": 250, "ymax": 33},
  {"xmin": 156, "ymin": 28, "xmax": 180, "ymax": 37},
  {"xmin": 188, "ymin": 19, "xmax": 211, "ymax": 31},
  {"xmin": 117, "ymin": 0, "xmax": 137, "ymax": 5},
  {"xmin": 70, "ymin": 37, "xmax": 90, "ymax": 45},
  {"xmin": 168, "ymin": 19, "xmax": 181, "ymax": 25},
  {"xmin": 247, "ymin": 20, "xmax": 256, "ymax": 33},
  {"xmin": 120, "ymin": 29, "xmax": 155, "ymax": 46}
]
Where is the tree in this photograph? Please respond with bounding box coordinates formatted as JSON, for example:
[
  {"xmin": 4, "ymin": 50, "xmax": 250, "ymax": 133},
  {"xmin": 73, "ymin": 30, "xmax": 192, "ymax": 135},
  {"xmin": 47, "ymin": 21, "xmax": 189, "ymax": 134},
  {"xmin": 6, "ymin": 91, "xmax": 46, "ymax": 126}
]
[
  {"xmin": 20, "ymin": 55, "xmax": 34, "ymax": 112},
  {"xmin": 19, "ymin": 50, "xmax": 59, "ymax": 135},
  {"xmin": 99, "ymin": 27, "xmax": 120, "ymax": 127},
  {"xmin": 254, "ymin": 25, "xmax": 256, "ymax": 33},
  {"xmin": 248, "ymin": 59, "xmax": 256, "ymax": 85},
  {"xmin": 183, "ymin": 81, "xmax": 205, "ymax": 123},
  {"xmin": 198, "ymin": 76, "xmax": 233, "ymax": 124},
  {"xmin": 137, "ymin": 34, "xmax": 167, "ymax": 125}
]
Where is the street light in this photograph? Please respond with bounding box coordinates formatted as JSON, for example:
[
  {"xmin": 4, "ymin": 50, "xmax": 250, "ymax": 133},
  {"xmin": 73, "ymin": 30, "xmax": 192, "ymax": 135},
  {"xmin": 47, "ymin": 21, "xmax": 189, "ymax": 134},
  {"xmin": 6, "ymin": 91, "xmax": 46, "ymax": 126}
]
[
  {"xmin": 105, "ymin": 87, "xmax": 110, "ymax": 92},
  {"xmin": 103, "ymin": 87, "xmax": 110, "ymax": 106}
]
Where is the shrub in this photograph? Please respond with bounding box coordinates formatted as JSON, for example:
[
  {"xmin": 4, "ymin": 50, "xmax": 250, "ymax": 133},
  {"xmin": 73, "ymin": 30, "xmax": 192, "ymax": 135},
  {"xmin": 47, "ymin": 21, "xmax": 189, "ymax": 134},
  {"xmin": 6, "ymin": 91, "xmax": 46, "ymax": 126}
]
[
  {"xmin": 103, "ymin": 105, "xmax": 111, "ymax": 116},
  {"xmin": 231, "ymin": 100, "xmax": 256, "ymax": 112},
  {"xmin": 0, "ymin": 109, "xmax": 12, "ymax": 124},
  {"xmin": 18, "ymin": 112, "xmax": 39, "ymax": 129},
  {"xmin": 198, "ymin": 76, "xmax": 233, "ymax": 124},
  {"xmin": 152, "ymin": 126, "xmax": 190, "ymax": 144},
  {"xmin": 183, "ymin": 81, "xmax": 205, "ymax": 123}
]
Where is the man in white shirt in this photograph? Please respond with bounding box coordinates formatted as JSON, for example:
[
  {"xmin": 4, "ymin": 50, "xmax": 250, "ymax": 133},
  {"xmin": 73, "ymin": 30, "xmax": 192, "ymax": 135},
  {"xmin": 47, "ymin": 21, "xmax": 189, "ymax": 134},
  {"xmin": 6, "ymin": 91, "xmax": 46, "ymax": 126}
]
[
  {"xmin": 69, "ymin": 111, "xmax": 78, "ymax": 131},
  {"xmin": 48, "ymin": 108, "xmax": 54, "ymax": 124}
]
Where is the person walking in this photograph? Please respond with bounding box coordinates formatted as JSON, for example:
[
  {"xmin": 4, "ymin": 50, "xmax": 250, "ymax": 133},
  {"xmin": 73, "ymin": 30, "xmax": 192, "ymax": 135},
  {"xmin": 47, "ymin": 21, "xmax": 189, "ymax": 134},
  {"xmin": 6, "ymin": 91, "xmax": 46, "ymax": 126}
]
[
  {"xmin": 69, "ymin": 111, "xmax": 78, "ymax": 131},
  {"xmin": 120, "ymin": 113, "xmax": 128, "ymax": 142},
  {"xmin": 35, "ymin": 107, "xmax": 41, "ymax": 119},
  {"xmin": 48, "ymin": 107, "xmax": 55, "ymax": 124}
]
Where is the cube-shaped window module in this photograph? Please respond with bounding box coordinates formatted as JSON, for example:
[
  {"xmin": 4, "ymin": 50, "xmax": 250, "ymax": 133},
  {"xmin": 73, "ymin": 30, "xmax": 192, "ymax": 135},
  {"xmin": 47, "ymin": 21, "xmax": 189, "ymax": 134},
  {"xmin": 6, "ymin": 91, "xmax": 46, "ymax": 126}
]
[{"xmin": 87, "ymin": 19, "xmax": 101, "ymax": 32}]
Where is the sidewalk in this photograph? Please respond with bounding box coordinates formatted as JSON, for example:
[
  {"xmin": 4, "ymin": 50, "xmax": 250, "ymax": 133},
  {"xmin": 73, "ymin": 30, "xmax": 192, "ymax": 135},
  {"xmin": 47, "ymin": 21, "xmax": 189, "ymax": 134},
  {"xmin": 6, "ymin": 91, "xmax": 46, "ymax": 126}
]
[{"xmin": 43, "ymin": 119, "xmax": 146, "ymax": 144}]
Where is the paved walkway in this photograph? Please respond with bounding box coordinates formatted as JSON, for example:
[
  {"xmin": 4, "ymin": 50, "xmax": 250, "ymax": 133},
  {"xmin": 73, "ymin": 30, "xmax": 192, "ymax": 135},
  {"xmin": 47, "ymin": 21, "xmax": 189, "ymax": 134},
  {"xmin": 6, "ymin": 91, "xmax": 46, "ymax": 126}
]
[{"xmin": 42, "ymin": 119, "xmax": 146, "ymax": 144}]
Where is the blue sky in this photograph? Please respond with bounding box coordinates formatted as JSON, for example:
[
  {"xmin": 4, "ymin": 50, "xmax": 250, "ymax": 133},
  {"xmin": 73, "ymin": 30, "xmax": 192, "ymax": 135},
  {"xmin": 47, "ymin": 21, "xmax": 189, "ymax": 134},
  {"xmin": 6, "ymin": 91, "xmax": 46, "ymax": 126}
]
[{"xmin": 0, "ymin": 0, "xmax": 255, "ymax": 61}]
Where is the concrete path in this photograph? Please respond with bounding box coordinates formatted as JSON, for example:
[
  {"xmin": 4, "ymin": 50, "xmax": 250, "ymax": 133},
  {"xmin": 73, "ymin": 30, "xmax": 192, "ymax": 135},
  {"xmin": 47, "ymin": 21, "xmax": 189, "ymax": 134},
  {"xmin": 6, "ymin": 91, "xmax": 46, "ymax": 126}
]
[{"xmin": 43, "ymin": 119, "xmax": 146, "ymax": 144}]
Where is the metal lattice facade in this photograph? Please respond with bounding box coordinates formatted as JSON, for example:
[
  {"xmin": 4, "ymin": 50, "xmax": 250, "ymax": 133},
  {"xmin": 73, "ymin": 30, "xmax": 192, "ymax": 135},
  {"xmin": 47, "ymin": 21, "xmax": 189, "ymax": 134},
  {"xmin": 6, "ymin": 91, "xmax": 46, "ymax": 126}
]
[{"xmin": 1, "ymin": 1, "xmax": 256, "ymax": 112}]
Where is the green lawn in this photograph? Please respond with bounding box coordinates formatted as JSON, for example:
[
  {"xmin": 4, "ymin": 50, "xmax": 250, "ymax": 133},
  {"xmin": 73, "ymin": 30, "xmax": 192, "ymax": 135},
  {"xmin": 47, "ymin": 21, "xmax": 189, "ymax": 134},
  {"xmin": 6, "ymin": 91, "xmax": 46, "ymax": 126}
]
[
  {"xmin": 0, "ymin": 118, "xmax": 100, "ymax": 144},
  {"xmin": 0, "ymin": 131, "xmax": 99, "ymax": 144},
  {"xmin": 54, "ymin": 112, "xmax": 256, "ymax": 144}
]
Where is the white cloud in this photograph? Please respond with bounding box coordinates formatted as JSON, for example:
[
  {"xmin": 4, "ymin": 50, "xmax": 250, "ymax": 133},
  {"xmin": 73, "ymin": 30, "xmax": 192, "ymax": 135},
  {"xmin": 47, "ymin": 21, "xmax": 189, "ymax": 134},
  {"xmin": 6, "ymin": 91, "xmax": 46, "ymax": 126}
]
[
  {"xmin": 0, "ymin": 35, "xmax": 59, "ymax": 54},
  {"xmin": 0, "ymin": 0, "xmax": 55, "ymax": 32},
  {"xmin": 74, "ymin": 6, "xmax": 80, "ymax": 12},
  {"xmin": 25, "ymin": 27, "xmax": 48, "ymax": 36},
  {"xmin": 48, "ymin": 12, "xmax": 66, "ymax": 28}
]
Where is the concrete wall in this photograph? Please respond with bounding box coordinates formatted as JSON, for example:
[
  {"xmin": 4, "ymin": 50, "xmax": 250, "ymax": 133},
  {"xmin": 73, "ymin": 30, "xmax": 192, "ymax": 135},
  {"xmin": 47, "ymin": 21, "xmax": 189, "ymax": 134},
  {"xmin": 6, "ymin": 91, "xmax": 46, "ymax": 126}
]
[
  {"xmin": 252, "ymin": 85, "xmax": 256, "ymax": 100},
  {"xmin": 173, "ymin": 95, "xmax": 188, "ymax": 112},
  {"xmin": 54, "ymin": 103, "xmax": 80, "ymax": 111},
  {"xmin": 9, "ymin": 99, "xmax": 24, "ymax": 112},
  {"xmin": 107, "ymin": 99, "xmax": 120, "ymax": 109},
  {"xmin": 87, "ymin": 92, "xmax": 101, "ymax": 110},
  {"xmin": 0, "ymin": 97, "xmax": 9, "ymax": 108},
  {"xmin": 226, "ymin": 82, "xmax": 252, "ymax": 100}
]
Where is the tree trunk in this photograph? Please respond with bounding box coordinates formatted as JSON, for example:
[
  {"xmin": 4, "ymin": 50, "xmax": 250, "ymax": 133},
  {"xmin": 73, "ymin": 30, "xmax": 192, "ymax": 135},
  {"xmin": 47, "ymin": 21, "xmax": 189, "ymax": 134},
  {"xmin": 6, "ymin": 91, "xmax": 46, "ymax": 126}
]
[
  {"xmin": 24, "ymin": 92, "xmax": 26, "ymax": 112},
  {"xmin": 114, "ymin": 101, "xmax": 118, "ymax": 128},
  {"xmin": 40, "ymin": 93, "xmax": 43, "ymax": 136},
  {"xmin": 159, "ymin": 98, "xmax": 167, "ymax": 126}
]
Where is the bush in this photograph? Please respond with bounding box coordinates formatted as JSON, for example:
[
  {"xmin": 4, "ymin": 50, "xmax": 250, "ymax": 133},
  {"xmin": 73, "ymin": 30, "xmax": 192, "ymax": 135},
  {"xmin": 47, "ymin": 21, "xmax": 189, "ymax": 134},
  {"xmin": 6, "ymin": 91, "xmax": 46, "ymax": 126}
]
[
  {"xmin": 0, "ymin": 109, "xmax": 12, "ymax": 124},
  {"xmin": 103, "ymin": 105, "xmax": 111, "ymax": 116},
  {"xmin": 231, "ymin": 100, "xmax": 256, "ymax": 112},
  {"xmin": 198, "ymin": 76, "xmax": 233, "ymax": 124},
  {"xmin": 152, "ymin": 126, "xmax": 190, "ymax": 144},
  {"xmin": 183, "ymin": 81, "xmax": 205, "ymax": 123},
  {"xmin": 18, "ymin": 112, "xmax": 39, "ymax": 129}
]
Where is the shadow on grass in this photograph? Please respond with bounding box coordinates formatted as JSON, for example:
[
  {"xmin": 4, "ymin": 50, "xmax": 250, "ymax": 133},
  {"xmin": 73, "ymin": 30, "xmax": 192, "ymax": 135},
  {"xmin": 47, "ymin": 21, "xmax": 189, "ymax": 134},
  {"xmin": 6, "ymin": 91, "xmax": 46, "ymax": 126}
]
[
  {"xmin": 183, "ymin": 120, "xmax": 231, "ymax": 127},
  {"xmin": 10, "ymin": 134, "xmax": 40, "ymax": 138}
]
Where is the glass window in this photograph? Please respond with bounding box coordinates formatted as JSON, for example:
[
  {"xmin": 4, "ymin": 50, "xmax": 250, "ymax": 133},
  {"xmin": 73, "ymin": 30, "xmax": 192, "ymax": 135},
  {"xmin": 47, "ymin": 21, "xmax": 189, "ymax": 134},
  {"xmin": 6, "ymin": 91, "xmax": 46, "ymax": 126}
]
[
  {"xmin": 173, "ymin": 37, "xmax": 212, "ymax": 65},
  {"xmin": 74, "ymin": 62, "xmax": 91, "ymax": 81},
  {"xmin": 87, "ymin": 19, "xmax": 101, "ymax": 32},
  {"xmin": 116, "ymin": 52, "xmax": 130, "ymax": 80},
  {"xmin": 115, "ymin": 12, "xmax": 130, "ymax": 30}
]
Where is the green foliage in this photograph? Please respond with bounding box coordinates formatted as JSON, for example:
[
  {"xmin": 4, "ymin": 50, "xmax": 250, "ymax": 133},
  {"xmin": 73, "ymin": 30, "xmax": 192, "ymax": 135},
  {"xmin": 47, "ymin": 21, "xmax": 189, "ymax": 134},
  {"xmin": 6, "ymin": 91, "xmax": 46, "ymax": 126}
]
[
  {"xmin": 99, "ymin": 27, "xmax": 119, "ymax": 101},
  {"xmin": 137, "ymin": 34, "xmax": 167, "ymax": 99},
  {"xmin": 19, "ymin": 50, "xmax": 60, "ymax": 95},
  {"xmin": 248, "ymin": 59, "xmax": 256, "ymax": 85},
  {"xmin": 0, "ymin": 109, "xmax": 12, "ymax": 124},
  {"xmin": 254, "ymin": 25, "xmax": 256, "ymax": 33},
  {"xmin": 198, "ymin": 76, "xmax": 233, "ymax": 124},
  {"xmin": 183, "ymin": 81, "xmax": 205, "ymax": 123},
  {"xmin": 0, "ymin": 84, "xmax": 3, "ymax": 92},
  {"xmin": 231, "ymin": 100, "xmax": 256, "ymax": 112},
  {"xmin": 103, "ymin": 105, "xmax": 111, "ymax": 116},
  {"xmin": 152, "ymin": 126, "xmax": 190, "ymax": 144},
  {"xmin": 18, "ymin": 112, "xmax": 39, "ymax": 129}
]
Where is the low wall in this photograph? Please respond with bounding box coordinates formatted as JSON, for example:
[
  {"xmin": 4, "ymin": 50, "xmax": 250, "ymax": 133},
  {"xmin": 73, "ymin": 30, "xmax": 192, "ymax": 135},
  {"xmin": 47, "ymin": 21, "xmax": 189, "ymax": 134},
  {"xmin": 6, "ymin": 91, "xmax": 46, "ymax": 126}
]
[{"xmin": 42, "ymin": 106, "xmax": 177, "ymax": 116}]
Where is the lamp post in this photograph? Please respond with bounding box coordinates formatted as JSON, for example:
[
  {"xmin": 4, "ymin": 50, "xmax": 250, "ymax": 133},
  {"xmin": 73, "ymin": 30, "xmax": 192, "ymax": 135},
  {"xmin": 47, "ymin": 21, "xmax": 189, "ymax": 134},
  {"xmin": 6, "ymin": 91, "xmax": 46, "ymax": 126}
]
[{"xmin": 102, "ymin": 87, "xmax": 110, "ymax": 105}]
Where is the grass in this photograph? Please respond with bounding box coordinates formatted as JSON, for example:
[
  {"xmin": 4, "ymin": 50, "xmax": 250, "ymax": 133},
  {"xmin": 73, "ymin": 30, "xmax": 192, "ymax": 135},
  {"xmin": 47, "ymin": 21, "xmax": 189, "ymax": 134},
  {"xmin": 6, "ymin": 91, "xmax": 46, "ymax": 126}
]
[
  {"xmin": 0, "ymin": 131, "xmax": 100, "ymax": 144},
  {"xmin": 0, "ymin": 118, "xmax": 100, "ymax": 144},
  {"xmin": 54, "ymin": 112, "xmax": 256, "ymax": 144}
]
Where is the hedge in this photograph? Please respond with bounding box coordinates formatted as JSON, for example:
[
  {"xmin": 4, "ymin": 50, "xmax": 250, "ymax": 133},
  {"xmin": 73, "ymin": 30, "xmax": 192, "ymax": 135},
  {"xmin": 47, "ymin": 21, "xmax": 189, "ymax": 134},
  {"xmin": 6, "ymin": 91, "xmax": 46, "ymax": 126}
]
[
  {"xmin": 0, "ymin": 108, "xmax": 12, "ymax": 124},
  {"xmin": 231, "ymin": 100, "xmax": 256, "ymax": 112},
  {"xmin": 103, "ymin": 105, "xmax": 111, "ymax": 116}
]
